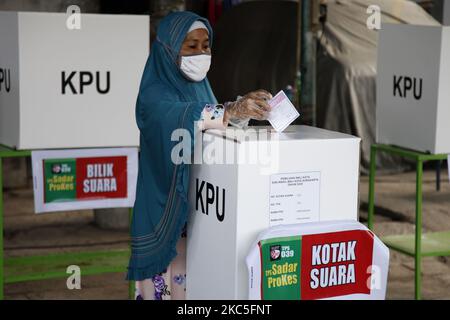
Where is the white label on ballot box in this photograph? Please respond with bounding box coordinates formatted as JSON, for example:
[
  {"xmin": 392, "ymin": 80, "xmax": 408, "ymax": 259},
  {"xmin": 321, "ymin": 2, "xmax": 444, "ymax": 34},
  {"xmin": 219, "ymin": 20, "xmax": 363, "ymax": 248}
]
[
  {"xmin": 269, "ymin": 172, "xmax": 321, "ymax": 226},
  {"xmin": 267, "ymin": 90, "xmax": 300, "ymax": 132}
]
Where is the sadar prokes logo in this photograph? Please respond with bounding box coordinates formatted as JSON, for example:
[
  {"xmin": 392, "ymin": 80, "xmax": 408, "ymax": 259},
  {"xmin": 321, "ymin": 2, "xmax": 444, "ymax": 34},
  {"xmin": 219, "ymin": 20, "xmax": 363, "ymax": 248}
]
[
  {"xmin": 51, "ymin": 163, "xmax": 72, "ymax": 174},
  {"xmin": 260, "ymin": 236, "xmax": 301, "ymax": 299},
  {"xmin": 270, "ymin": 245, "xmax": 281, "ymax": 261}
]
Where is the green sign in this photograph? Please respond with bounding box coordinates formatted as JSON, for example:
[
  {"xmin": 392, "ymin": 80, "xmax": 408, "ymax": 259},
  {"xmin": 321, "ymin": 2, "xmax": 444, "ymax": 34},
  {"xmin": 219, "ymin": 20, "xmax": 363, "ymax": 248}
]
[
  {"xmin": 43, "ymin": 158, "xmax": 76, "ymax": 203},
  {"xmin": 260, "ymin": 235, "xmax": 302, "ymax": 300}
]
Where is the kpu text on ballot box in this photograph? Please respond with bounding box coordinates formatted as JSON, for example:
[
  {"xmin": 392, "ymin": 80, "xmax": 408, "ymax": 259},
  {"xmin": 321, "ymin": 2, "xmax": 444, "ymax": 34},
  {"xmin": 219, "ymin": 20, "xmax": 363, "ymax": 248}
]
[
  {"xmin": 0, "ymin": 11, "xmax": 149, "ymax": 150},
  {"xmin": 376, "ymin": 24, "xmax": 450, "ymax": 154},
  {"xmin": 186, "ymin": 125, "xmax": 361, "ymax": 299}
]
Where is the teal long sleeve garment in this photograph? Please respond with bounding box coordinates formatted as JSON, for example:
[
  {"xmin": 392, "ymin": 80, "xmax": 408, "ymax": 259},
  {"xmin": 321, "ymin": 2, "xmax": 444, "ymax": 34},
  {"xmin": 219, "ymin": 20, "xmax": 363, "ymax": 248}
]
[{"xmin": 127, "ymin": 11, "xmax": 217, "ymax": 281}]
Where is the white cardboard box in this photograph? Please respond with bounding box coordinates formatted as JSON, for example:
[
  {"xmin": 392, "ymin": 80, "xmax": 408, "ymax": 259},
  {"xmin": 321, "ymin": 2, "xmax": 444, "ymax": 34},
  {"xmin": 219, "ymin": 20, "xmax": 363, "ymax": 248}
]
[
  {"xmin": 186, "ymin": 125, "xmax": 361, "ymax": 299},
  {"xmin": 0, "ymin": 11, "xmax": 149, "ymax": 150},
  {"xmin": 376, "ymin": 24, "xmax": 450, "ymax": 154}
]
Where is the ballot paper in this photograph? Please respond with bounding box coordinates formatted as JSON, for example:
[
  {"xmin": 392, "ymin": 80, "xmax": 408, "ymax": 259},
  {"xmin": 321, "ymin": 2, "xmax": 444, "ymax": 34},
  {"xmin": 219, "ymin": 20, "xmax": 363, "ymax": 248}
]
[{"xmin": 267, "ymin": 90, "xmax": 300, "ymax": 132}]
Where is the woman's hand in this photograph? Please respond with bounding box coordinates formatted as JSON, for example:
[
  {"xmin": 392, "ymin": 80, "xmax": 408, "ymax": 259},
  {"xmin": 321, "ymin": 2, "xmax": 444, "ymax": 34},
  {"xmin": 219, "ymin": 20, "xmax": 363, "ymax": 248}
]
[{"xmin": 224, "ymin": 89, "xmax": 273, "ymax": 122}]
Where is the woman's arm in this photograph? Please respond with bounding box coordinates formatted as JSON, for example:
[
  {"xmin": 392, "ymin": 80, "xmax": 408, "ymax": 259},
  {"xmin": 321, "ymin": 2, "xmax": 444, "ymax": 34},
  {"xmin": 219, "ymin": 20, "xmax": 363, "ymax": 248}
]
[
  {"xmin": 199, "ymin": 89, "xmax": 273, "ymax": 130},
  {"xmin": 199, "ymin": 103, "xmax": 228, "ymax": 130}
]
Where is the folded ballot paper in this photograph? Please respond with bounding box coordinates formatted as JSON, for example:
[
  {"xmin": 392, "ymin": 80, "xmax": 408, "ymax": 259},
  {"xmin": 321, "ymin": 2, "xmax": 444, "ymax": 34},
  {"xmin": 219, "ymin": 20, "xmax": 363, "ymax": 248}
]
[{"xmin": 268, "ymin": 90, "xmax": 300, "ymax": 132}]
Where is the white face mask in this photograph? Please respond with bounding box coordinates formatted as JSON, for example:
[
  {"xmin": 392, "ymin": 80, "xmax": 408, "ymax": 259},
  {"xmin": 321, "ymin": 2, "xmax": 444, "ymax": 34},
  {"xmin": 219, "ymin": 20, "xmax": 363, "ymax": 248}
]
[{"xmin": 179, "ymin": 54, "xmax": 211, "ymax": 82}]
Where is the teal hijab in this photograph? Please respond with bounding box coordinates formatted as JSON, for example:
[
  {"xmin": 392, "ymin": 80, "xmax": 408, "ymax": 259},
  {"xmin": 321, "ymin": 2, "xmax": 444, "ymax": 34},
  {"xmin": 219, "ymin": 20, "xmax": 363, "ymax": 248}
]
[{"xmin": 127, "ymin": 11, "xmax": 217, "ymax": 281}]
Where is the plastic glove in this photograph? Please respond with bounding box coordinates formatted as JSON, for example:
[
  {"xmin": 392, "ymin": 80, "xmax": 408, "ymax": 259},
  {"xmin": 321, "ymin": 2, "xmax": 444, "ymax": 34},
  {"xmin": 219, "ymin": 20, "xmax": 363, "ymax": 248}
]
[{"xmin": 224, "ymin": 89, "xmax": 273, "ymax": 122}]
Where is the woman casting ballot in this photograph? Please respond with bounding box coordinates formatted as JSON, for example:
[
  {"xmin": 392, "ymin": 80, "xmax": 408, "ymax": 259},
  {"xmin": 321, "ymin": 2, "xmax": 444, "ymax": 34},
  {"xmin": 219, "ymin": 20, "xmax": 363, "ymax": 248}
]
[{"xmin": 127, "ymin": 11, "xmax": 272, "ymax": 300}]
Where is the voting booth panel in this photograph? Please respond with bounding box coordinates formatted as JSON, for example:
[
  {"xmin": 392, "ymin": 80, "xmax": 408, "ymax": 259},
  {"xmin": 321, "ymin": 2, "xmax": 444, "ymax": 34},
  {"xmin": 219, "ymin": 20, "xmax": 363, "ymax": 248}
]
[
  {"xmin": 246, "ymin": 221, "xmax": 389, "ymax": 300},
  {"xmin": 187, "ymin": 126, "xmax": 361, "ymax": 299},
  {"xmin": 0, "ymin": 12, "xmax": 149, "ymax": 150},
  {"xmin": 376, "ymin": 24, "xmax": 450, "ymax": 154}
]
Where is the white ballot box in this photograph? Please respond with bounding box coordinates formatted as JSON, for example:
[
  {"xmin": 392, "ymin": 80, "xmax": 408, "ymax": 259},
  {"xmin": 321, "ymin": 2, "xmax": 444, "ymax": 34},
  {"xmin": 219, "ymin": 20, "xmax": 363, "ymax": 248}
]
[
  {"xmin": 376, "ymin": 24, "xmax": 450, "ymax": 154},
  {"xmin": 0, "ymin": 11, "xmax": 149, "ymax": 150},
  {"xmin": 186, "ymin": 125, "xmax": 361, "ymax": 299}
]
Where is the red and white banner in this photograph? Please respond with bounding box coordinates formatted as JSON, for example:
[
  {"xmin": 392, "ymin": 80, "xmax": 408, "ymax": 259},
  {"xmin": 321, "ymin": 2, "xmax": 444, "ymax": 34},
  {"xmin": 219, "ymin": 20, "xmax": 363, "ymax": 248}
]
[
  {"xmin": 31, "ymin": 148, "xmax": 138, "ymax": 213},
  {"xmin": 246, "ymin": 220, "xmax": 389, "ymax": 300}
]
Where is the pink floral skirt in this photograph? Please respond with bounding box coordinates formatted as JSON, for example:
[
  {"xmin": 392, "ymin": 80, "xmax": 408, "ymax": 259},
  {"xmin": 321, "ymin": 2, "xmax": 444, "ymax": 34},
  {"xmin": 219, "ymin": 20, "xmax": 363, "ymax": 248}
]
[{"xmin": 135, "ymin": 235, "xmax": 186, "ymax": 300}]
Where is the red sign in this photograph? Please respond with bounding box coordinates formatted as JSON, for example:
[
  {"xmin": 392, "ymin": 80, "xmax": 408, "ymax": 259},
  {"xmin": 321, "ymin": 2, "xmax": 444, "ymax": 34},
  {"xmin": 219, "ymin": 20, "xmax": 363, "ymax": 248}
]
[
  {"xmin": 76, "ymin": 156, "xmax": 128, "ymax": 200},
  {"xmin": 300, "ymin": 230, "xmax": 374, "ymax": 299}
]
